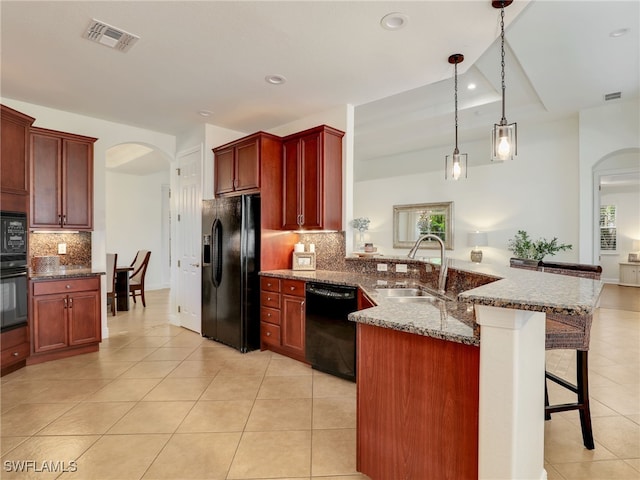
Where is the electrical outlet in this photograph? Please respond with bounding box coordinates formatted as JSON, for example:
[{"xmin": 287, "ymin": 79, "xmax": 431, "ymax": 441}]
[
  {"xmin": 58, "ymin": 243, "xmax": 67, "ymax": 254},
  {"xmin": 395, "ymin": 264, "xmax": 408, "ymax": 273},
  {"xmin": 376, "ymin": 263, "xmax": 387, "ymax": 272}
]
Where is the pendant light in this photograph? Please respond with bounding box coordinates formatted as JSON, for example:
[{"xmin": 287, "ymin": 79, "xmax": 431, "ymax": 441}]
[
  {"xmin": 491, "ymin": 0, "xmax": 517, "ymax": 162},
  {"xmin": 445, "ymin": 53, "xmax": 467, "ymax": 180}
]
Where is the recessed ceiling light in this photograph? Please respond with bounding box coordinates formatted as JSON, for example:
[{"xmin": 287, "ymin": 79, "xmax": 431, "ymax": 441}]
[
  {"xmin": 467, "ymin": 83, "xmax": 477, "ymax": 90},
  {"xmin": 198, "ymin": 110, "xmax": 212, "ymax": 117},
  {"xmin": 380, "ymin": 12, "xmax": 408, "ymax": 31},
  {"xmin": 265, "ymin": 74, "xmax": 287, "ymax": 85},
  {"xmin": 610, "ymin": 28, "xmax": 629, "ymax": 38}
]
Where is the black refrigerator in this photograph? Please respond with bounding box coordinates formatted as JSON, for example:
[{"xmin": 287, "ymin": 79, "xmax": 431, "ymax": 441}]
[{"xmin": 202, "ymin": 195, "xmax": 260, "ymax": 352}]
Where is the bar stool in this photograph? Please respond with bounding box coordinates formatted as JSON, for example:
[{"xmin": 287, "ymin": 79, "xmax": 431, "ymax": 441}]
[{"xmin": 510, "ymin": 259, "xmax": 601, "ymax": 450}]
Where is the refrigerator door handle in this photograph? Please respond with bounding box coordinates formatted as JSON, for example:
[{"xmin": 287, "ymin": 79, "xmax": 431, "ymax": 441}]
[{"xmin": 212, "ymin": 218, "xmax": 223, "ymax": 288}]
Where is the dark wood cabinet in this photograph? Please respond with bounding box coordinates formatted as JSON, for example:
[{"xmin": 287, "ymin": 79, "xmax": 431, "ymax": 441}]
[
  {"xmin": 0, "ymin": 326, "xmax": 30, "ymax": 377},
  {"xmin": 1, "ymin": 105, "xmax": 35, "ymax": 196},
  {"xmin": 213, "ymin": 133, "xmax": 280, "ymax": 196},
  {"xmin": 30, "ymin": 127, "xmax": 97, "ymax": 230},
  {"xmin": 281, "ymin": 125, "xmax": 344, "ymax": 231},
  {"xmin": 1, "ymin": 104, "xmax": 35, "ymax": 212},
  {"xmin": 29, "ymin": 276, "xmax": 101, "ymax": 364},
  {"xmin": 259, "ymin": 276, "xmax": 306, "ymax": 362}
]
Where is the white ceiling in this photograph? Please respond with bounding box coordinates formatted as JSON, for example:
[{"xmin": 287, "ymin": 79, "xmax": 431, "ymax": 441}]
[{"xmin": 1, "ymin": 1, "xmax": 638, "ymax": 176}]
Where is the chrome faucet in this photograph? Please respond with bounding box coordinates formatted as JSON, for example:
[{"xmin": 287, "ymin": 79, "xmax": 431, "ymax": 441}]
[{"xmin": 407, "ymin": 234, "xmax": 448, "ymax": 295}]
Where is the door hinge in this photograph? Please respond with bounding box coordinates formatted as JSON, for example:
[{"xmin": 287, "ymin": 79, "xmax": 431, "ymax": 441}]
[
  {"xmin": 176, "ymin": 168, "xmax": 181, "ymax": 176},
  {"xmin": 177, "ymin": 260, "xmax": 181, "ymax": 267},
  {"xmin": 178, "ymin": 305, "xmax": 181, "ymax": 313},
  {"xmin": 177, "ymin": 214, "xmax": 181, "ymax": 221}
]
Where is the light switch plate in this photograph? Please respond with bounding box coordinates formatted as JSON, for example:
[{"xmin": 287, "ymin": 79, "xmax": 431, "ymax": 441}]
[
  {"xmin": 58, "ymin": 243, "xmax": 67, "ymax": 254},
  {"xmin": 376, "ymin": 263, "xmax": 387, "ymax": 272},
  {"xmin": 395, "ymin": 264, "xmax": 408, "ymax": 273}
]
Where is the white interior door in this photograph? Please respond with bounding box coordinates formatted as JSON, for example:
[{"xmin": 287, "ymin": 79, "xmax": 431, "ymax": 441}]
[{"xmin": 176, "ymin": 145, "xmax": 202, "ymax": 333}]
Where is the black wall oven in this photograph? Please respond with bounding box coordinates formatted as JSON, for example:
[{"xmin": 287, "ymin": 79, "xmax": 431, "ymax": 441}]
[{"xmin": 1, "ymin": 211, "xmax": 28, "ymax": 331}]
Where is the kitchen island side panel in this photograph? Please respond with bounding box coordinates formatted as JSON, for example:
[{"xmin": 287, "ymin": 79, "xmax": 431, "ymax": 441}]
[{"xmin": 356, "ymin": 322, "xmax": 479, "ymax": 480}]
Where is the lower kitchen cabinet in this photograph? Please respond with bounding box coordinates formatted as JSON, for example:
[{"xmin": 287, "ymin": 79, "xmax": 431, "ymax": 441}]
[
  {"xmin": 619, "ymin": 263, "xmax": 640, "ymax": 287},
  {"xmin": 1, "ymin": 325, "xmax": 30, "ymax": 376},
  {"xmin": 28, "ymin": 276, "xmax": 101, "ymax": 364},
  {"xmin": 259, "ymin": 276, "xmax": 306, "ymax": 362}
]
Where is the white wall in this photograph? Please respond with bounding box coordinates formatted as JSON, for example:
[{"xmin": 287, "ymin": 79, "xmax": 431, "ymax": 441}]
[
  {"xmin": 105, "ymin": 169, "xmax": 170, "ymax": 289},
  {"xmin": 354, "ymin": 116, "xmax": 581, "ymax": 266},
  {"xmin": 579, "ymin": 100, "xmax": 640, "ymax": 263}
]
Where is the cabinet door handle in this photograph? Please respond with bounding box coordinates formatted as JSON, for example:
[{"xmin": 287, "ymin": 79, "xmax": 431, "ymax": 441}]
[
  {"xmin": 290, "ymin": 286, "xmax": 295, "ymax": 291},
  {"xmin": 68, "ymin": 297, "xmax": 73, "ymax": 308},
  {"xmin": 61, "ymin": 214, "xmax": 66, "ymax": 226},
  {"xmin": 266, "ymin": 331, "xmax": 271, "ymax": 337},
  {"xmin": 266, "ymin": 313, "xmax": 271, "ymax": 317},
  {"xmin": 12, "ymin": 352, "xmax": 19, "ymax": 357},
  {"xmin": 64, "ymin": 298, "xmax": 68, "ymax": 308}
]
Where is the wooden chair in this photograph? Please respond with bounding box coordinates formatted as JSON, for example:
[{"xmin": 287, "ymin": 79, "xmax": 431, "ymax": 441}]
[
  {"xmin": 129, "ymin": 250, "xmax": 151, "ymax": 307},
  {"xmin": 511, "ymin": 259, "xmax": 601, "ymax": 450},
  {"xmin": 106, "ymin": 253, "xmax": 118, "ymax": 316}
]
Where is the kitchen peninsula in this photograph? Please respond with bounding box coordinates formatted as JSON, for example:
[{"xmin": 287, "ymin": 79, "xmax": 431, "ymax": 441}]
[{"xmin": 261, "ymin": 257, "xmax": 603, "ymax": 480}]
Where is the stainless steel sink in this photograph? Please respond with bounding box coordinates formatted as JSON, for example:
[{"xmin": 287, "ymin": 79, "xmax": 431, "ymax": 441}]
[
  {"xmin": 385, "ymin": 295, "xmax": 436, "ymax": 303},
  {"xmin": 375, "ymin": 288, "xmax": 425, "ymax": 297}
]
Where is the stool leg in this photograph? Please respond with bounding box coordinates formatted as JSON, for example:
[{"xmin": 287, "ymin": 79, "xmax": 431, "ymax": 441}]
[
  {"xmin": 577, "ymin": 351, "xmax": 595, "ymax": 450},
  {"xmin": 544, "ymin": 379, "xmax": 551, "ymax": 420}
]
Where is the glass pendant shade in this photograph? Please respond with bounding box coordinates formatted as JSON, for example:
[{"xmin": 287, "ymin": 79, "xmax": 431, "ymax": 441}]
[
  {"xmin": 445, "ymin": 150, "xmax": 467, "ymax": 180},
  {"xmin": 491, "ymin": 122, "xmax": 517, "ymax": 161}
]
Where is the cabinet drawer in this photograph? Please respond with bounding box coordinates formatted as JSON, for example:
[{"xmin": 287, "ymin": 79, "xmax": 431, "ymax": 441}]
[
  {"xmin": 261, "ymin": 277, "xmax": 281, "ymax": 293},
  {"xmin": 1, "ymin": 325, "xmax": 28, "ymax": 349},
  {"xmin": 282, "ymin": 279, "xmax": 305, "ymax": 297},
  {"xmin": 260, "ymin": 307, "xmax": 281, "ymax": 325},
  {"xmin": 261, "ymin": 321, "xmax": 280, "ymax": 347},
  {"xmin": 1, "ymin": 341, "xmax": 29, "ymax": 365},
  {"xmin": 32, "ymin": 276, "xmax": 100, "ymax": 296},
  {"xmin": 260, "ymin": 291, "xmax": 281, "ymax": 309}
]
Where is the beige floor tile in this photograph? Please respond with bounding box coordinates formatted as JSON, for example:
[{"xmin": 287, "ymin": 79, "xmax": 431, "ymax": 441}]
[
  {"xmin": 1, "ymin": 403, "xmax": 74, "ymax": 436},
  {"xmin": 627, "ymin": 414, "xmax": 640, "ymax": 425},
  {"xmin": 591, "ymin": 384, "xmax": 640, "ymax": 416},
  {"xmin": 84, "ymin": 378, "xmax": 162, "ymax": 402},
  {"xmin": 592, "ymin": 363, "xmax": 640, "ymax": 385},
  {"xmin": 218, "ymin": 357, "xmax": 270, "ymax": 376},
  {"xmin": 246, "ymin": 398, "xmax": 312, "ymax": 431},
  {"xmin": 314, "ymin": 476, "xmax": 370, "ymax": 480},
  {"xmin": 143, "ymin": 432, "xmax": 241, "ymax": 479},
  {"xmin": 266, "ymin": 355, "xmax": 313, "ymax": 376},
  {"xmin": 554, "ymin": 459, "xmax": 640, "ymax": 479},
  {"xmin": 166, "ymin": 360, "xmax": 223, "ymax": 378},
  {"xmin": 543, "ymin": 415, "xmax": 616, "ymax": 464},
  {"xmin": 107, "ymin": 401, "xmax": 194, "ymax": 434},
  {"xmin": 313, "ymin": 396, "xmax": 357, "ymax": 430},
  {"xmin": 72, "ymin": 361, "xmax": 137, "ymax": 378},
  {"xmin": 143, "ymin": 377, "xmax": 212, "ymax": 401},
  {"xmin": 0, "ymin": 435, "xmax": 99, "ymax": 480},
  {"xmin": 143, "ymin": 347, "xmax": 197, "ymax": 362},
  {"xmin": 124, "ymin": 336, "xmax": 171, "ymax": 348},
  {"xmin": 257, "ymin": 375, "xmax": 312, "ymax": 399},
  {"xmin": 178, "ymin": 400, "xmax": 253, "ymax": 433},
  {"xmin": 312, "ymin": 372, "xmax": 356, "ymax": 398},
  {"xmin": 591, "ymin": 415, "xmax": 640, "ymax": 458},
  {"xmin": 0, "ymin": 436, "xmax": 28, "ymax": 456},
  {"xmin": 58, "ymin": 433, "xmax": 170, "ymax": 479},
  {"xmin": 312, "ymin": 429, "xmax": 358, "ymax": 477},
  {"xmin": 227, "ymin": 430, "xmax": 311, "ymax": 479},
  {"xmin": 118, "ymin": 360, "xmax": 181, "ymax": 379},
  {"xmin": 625, "ymin": 458, "xmax": 640, "ymax": 472},
  {"xmin": 93, "ymin": 347, "xmax": 158, "ymax": 362},
  {"xmin": 200, "ymin": 375, "xmax": 263, "ymax": 400},
  {"xmin": 160, "ymin": 332, "xmax": 207, "ymax": 348},
  {"xmin": 38, "ymin": 401, "xmax": 136, "ymax": 435},
  {"xmin": 19, "ymin": 379, "xmax": 110, "ymax": 403},
  {"xmin": 544, "ymin": 463, "xmax": 565, "ymax": 480}
]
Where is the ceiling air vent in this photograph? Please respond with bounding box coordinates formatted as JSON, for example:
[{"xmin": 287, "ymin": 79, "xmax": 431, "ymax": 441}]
[
  {"xmin": 604, "ymin": 92, "xmax": 622, "ymax": 101},
  {"xmin": 83, "ymin": 19, "xmax": 139, "ymax": 52}
]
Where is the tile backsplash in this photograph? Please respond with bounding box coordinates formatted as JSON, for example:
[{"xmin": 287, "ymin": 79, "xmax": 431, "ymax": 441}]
[
  {"xmin": 298, "ymin": 231, "xmax": 346, "ymax": 271},
  {"xmin": 29, "ymin": 232, "xmax": 92, "ymax": 267}
]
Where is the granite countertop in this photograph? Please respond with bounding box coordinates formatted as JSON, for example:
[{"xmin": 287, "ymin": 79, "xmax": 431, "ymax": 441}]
[
  {"xmin": 260, "ymin": 269, "xmax": 479, "ymax": 346},
  {"xmin": 260, "ymin": 258, "xmax": 603, "ymax": 347},
  {"xmin": 29, "ymin": 266, "xmax": 105, "ymax": 280}
]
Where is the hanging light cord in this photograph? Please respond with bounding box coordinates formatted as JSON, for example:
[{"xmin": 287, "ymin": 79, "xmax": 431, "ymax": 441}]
[
  {"xmin": 499, "ymin": 5, "xmax": 507, "ymax": 125},
  {"xmin": 454, "ymin": 59, "xmax": 459, "ymax": 153}
]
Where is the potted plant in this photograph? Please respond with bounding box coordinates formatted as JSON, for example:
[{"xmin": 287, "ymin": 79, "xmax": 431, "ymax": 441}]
[{"xmin": 508, "ymin": 230, "xmax": 572, "ymax": 263}]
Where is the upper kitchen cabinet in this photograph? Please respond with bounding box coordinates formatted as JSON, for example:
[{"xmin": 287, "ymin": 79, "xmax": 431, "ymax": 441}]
[
  {"xmin": 213, "ymin": 132, "xmax": 281, "ymax": 197},
  {"xmin": 281, "ymin": 125, "xmax": 344, "ymax": 231},
  {"xmin": 1, "ymin": 105, "xmax": 35, "ymax": 211},
  {"xmin": 30, "ymin": 127, "xmax": 97, "ymax": 230}
]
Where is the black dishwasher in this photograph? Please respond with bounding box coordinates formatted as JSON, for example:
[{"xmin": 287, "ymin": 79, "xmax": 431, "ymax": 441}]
[{"xmin": 305, "ymin": 282, "xmax": 358, "ymax": 382}]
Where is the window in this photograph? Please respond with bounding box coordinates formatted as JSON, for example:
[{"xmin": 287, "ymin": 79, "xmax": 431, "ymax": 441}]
[{"xmin": 599, "ymin": 205, "xmax": 617, "ymax": 251}]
